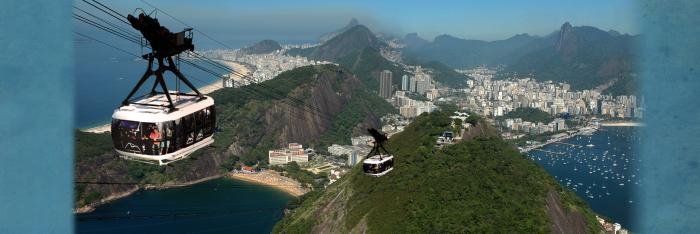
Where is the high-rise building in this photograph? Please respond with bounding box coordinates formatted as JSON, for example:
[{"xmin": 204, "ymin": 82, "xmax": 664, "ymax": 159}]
[
  {"xmin": 347, "ymin": 150, "xmax": 360, "ymax": 166},
  {"xmin": 222, "ymin": 74, "xmax": 234, "ymax": 88},
  {"xmin": 409, "ymin": 76, "xmax": 417, "ymax": 92},
  {"xmin": 401, "ymin": 75, "xmax": 409, "ymax": 91},
  {"xmin": 415, "ymin": 72, "xmax": 431, "ymax": 94},
  {"xmin": 379, "ymin": 70, "xmax": 393, "ymax": 98}
]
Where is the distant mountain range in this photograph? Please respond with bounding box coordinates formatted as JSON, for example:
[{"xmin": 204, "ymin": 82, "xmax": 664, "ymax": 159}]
[
  {"xmin": 288, "ymin": 24, "xmax": 384, "ymax": 62},
  {"xmin": 401, "ymin": 22, "xmax": 638, "ymax": 95},
  {"xmin": 240, "ymin": 39, "xmax": 282, "ymax": 54},
  {"xmin": 288, "ymin": 21, "xmax": 468, "ymax": 90}
]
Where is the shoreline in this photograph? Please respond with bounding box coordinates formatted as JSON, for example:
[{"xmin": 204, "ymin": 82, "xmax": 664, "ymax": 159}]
[
  {"xmin": 519, "ymin": 126, "xmax": 597, "ymax": 153},
  {"xmin": 599, "ymin": 121, "xmax": 644, "ymax": 127},
  {"xmin": 74, "ymin": 186, "xmax": 140, "ymax": 214},
  {"xmin": 74, "ymin": 174, "xmax": 225, "ymax": 214},
  {"xmin": 79, "ymin": 60, "xmax": 250, "ymax": 133},
  {"xmin": 228, "ymin": 170, "xmax": 309, "ymax": 197}
]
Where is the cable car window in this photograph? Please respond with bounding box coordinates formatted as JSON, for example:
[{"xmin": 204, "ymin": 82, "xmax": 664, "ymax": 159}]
[
  {"xmin": 182, "ymin": 114, "xmax": 195, "ymax": 147},
  {"xmin": 174, "ymin": 118, "xmax": 184, "ymax": 150},
  {"xmin": 141, "ymin": 122, "xmax": 162, "ymax": 155},
  {"xmin": 204, "ymin": 106, "xmax": 214, "ymax": 136},
  {"xmin": 163, "ymin": 121, "xmax": 175, "ymax": 154},
  {"xmin": 113, "ymin": 119, "xmax": 142, "ymax": 154},
  {"xmin": 195, "ymin": 110, "xmax": 205, "ymax": 141}
]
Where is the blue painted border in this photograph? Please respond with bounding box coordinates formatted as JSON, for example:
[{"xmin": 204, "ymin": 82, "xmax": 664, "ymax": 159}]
[
  {"xmin": 638, "ymin": 0, "xmax": 700, "ymax": 232},
  {"xmin": 0, "ymin": 1, "xmax": 74, "ymax": 233}
]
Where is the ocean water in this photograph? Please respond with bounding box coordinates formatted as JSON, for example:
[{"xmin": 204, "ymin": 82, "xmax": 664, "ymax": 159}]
[
  {"xmin": 76, "ymin": 178, "xmax": 294, "ymax": 234},
  {"xmin": 527, "ymin": 126, "xmax": 640, "ymax": 231}
]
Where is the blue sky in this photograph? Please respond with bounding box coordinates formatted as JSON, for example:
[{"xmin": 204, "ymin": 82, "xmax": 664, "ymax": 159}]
[{"xmin": 78, "ymin": 0, "xmax": 640, "ymax": 48}]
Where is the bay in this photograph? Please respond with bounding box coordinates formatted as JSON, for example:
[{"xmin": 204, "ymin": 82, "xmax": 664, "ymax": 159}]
[
  {"xmin": 527, "ymin": 126, "xmax": 641, "ymax": 231},
  {"xmin": 76, "ymin": 178, "xmax": 294, "ymax": 234}
]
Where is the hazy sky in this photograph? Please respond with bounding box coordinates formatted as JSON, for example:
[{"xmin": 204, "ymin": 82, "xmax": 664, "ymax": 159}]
[{"xmin": 79, "ymin": 0, "xmax": 640, "ymax": 48}]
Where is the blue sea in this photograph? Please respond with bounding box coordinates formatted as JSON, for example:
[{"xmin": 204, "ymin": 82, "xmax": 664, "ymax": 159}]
[
  {"xmin": 76, "ymin": 178, "xmax": 293, "ymax": 234},
  {"xmin": 527, "ymin": 126, "xmax": 640, "ymax": 231}
]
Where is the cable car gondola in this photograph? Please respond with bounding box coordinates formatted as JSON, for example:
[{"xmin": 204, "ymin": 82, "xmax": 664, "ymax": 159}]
[
  {"xmin": 363, "ymin": 128, "xmax": 394, "ymax": 177},
  {"xmin": 110, "ymin": 13, "xmax": 215, "ymax": 165}
]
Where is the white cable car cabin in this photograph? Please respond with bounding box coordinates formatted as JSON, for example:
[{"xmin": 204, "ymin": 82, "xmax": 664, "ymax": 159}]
[
  {"xmin": 363, "ymin": 128, "xmax": 395, "ymax": 177},
  {"xmin": 111, "ymin": 13, "xmax": 217, "ymax": 165},
  {"xmin": 363, "ymin": 155, "xmax": 394, "ymax": 177},
  {"xmin": 111, "ymin": 93, "xmax": 215, "ymax": 165}
]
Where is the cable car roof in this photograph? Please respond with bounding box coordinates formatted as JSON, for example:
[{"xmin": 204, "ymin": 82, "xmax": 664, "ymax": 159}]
[
  {"xmin": 113, "ymin": 94, "xmax": 213, "ymax": 122},
  {"xmin": 363, "ymin": 155, "xmax": 393, "ymax": 164}
]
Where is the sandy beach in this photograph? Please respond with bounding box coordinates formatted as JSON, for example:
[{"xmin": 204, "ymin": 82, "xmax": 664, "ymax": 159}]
[
  {"xmin": 228, "ymin": 170, "xmax": 309, "ymax": 197},
  {"xmin": 81, "ymin": 59, "xmax": 250, "ymax": 133},
  {"xmin": 599, "ymin": 121, "xmax": 644, "ymax": 127}
]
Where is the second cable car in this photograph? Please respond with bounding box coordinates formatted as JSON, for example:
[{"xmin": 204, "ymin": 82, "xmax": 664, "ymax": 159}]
[{"xmin": 363, "ymin": 128, "xmax": 395, "ymax": 177}]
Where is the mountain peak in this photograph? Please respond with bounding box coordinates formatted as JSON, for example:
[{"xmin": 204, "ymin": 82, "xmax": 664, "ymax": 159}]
[
  {"xmin": 241, "ymin": 39, "xmax": 282, "ymax": 54},
  {"xmin": 319, "ymin": 18, "xmax": 362, "ymax": 43},
  {"xmin": 556, "ymin": 22, "xmax": 576, "ymax": 52},
  {"xmin": 347, "ymin": 18, "xmax": 359, "ymax": 27},
  {"xmin": 296, "ymin": 24, "xmax": 381, "ymax": 61},
  {"xmin": 561, "ymin": 22, "xmax": 573, "ymax": 31},
  {"xmin": 403, "ymin": 32, "xmax": 429, "ymax": 47}
]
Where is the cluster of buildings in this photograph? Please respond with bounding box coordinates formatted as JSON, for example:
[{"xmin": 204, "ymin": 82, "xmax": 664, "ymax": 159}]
[
  {"xmin": 200, "ymin": 49, "xmax": 333, "ymax": 87},
  {"xmin": 327, "ymin": 136, "xmax": 374, "ymax": 167},
  {"xmin": 597, "ymin": 216, "xmax": 629, "ymax": 234},
  {"xmin": 402, "ymin": 66, "xmax": 435, "ymax": 97},
  {"xmin": 377, "ymin": 66, "xmax": 440, "ymax": 119},
  {"xmin": 394, "ymin": 91, "xmax": 438, "ymax": 118},
  {"xmin": 455, "ymin": 66, "xmax": 643, "ymax": 119},
  {"xmin": 501, "ymin": 118, "xmax": 568, "ymax": 136},
  {"xmin": 268, "ymin": 143, "xmax": 310, "ymax": 165}
]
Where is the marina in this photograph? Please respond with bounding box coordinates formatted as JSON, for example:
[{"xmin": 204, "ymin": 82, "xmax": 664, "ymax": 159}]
[{"xmin": 527, "ymin": 126, "xmax": 640, "ymax": 231}]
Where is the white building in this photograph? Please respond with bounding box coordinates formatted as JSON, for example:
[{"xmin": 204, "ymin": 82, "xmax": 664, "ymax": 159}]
[
  {"xmin": 268, "ymin": 143, "xmax": 309, "ymax": 165},
  {"xmin": 401, "ymin": 74, "xmax": 410, "ymax": 91}
]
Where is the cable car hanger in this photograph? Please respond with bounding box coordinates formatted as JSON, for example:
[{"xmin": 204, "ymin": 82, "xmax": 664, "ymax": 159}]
[{"xmin": 122, "ymin": 13, "xmax": 201, "ymax": 112}]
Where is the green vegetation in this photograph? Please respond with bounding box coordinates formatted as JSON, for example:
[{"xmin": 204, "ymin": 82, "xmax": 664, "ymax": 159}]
[
  {"xmin": 335, "ymin": 47, "xmax": 408, "ymax": 92},
  {"xmin": 320, "ymin": 88, "xmax": 395, "ymax": 146},
  {"xmin": 273, "ymin": 111, "xmax": 601, "ymax": 233},
  {"xmin": 498, "ymin": 107, "xmax": 554, "ymax": 124}
]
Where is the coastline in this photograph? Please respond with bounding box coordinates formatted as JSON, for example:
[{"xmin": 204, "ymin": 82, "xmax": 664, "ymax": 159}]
[
  {"xmin": 74, "ymin": 186, "xmax": 140, "ymax": 214},
  {"xmin": 74, "ymin": 174, "xmax": 225, "ymax": 214},
  {"xmin": 80, "ymin": 60, "xmax": 250, "ymax": 133},
  {"xmin": 519, "ymin": 126, "xmax": 597, "ymax": 153},
  {"xmin": 599, "ymin": 121, "xmax": 644, "ymax": 127},
  {"xmin": 228, "ymin": 170, "xmax": 309, "ymax": 197}
]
